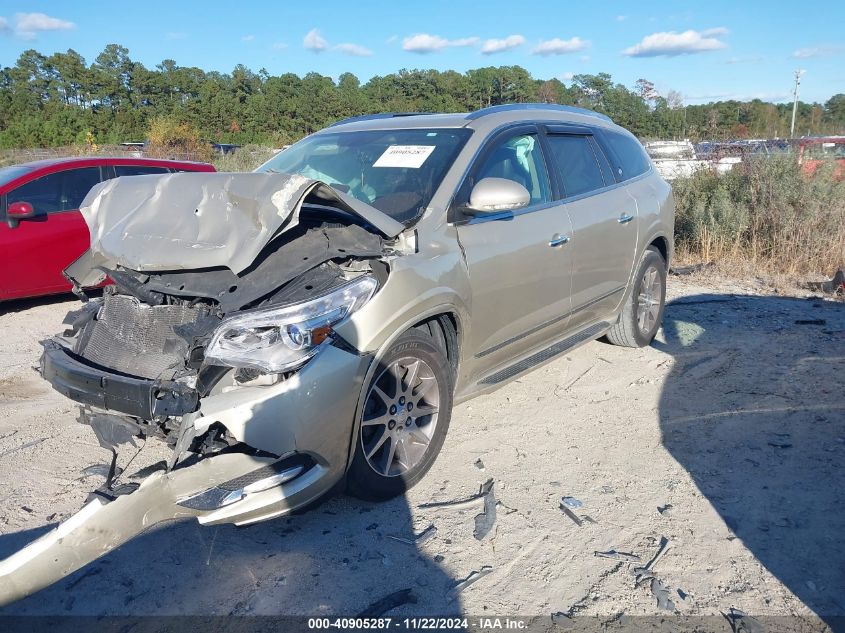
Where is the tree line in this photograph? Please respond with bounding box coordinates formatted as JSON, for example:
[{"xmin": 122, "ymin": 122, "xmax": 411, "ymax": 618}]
[{"xmin": 1, "ymin": 44, "xmax": 844, "ymax": 149}]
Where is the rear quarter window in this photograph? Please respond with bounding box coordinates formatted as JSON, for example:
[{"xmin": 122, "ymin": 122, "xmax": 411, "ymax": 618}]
[{"xmin": 602, "ymin": 130, "xmax": 651, "ymax": 181}]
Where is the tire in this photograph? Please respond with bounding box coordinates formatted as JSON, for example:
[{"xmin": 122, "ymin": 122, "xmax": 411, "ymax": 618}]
[
  {"xmin": 347, "ymin": 329, "xmax": 453, "ymax": 501},
  {"xmin": 605, "ymin": 246, "xmax": 666, "ymax": 348}
]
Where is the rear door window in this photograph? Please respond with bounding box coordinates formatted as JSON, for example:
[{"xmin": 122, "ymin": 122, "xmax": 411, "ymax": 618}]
[
  {"xmin": 546, "ymin": 135, "xmax": 608, "ymax": 197},
  {"xmin": 601, "ymin": 130, "xmax": 651, "ymax": 181},
  {"xmin": 114, "ymin": 165, "xmax": 171, "ymax": 176},
  {"xmin": 7, "ymin": 167, "xmax": 102, "ymax": 214}
]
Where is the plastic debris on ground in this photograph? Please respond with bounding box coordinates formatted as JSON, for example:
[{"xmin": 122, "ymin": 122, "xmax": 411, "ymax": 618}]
[
  {"xmin": 446, "ymin": 566, "xmax": 493, "ymax": 602},
  {"xmin": 473, "ymin": 480, "xmax": 497, "ymax": 540},
  {"xmin": 419, "ymin": 478, "xmax": 494, "ymax": 510},
  {"xmin": 386, "ymin": 524, "xmax": 437, "ymax": 546},
  {"xmin": 356, "ymin": 588, "xmax": 417, "ymax": 617},
  {"xmin": 594, "ymin": 550, "xmax": 641, "ymax": 563}
]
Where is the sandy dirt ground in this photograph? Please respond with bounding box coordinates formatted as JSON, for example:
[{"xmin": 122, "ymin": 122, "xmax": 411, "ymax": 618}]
[{"xmin": 0, "ymin": 274, "xmax": 843, "ymax": 629}]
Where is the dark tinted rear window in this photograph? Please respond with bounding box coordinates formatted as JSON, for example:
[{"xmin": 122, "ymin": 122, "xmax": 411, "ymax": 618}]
[
  {"xmin": 546, "ymin": 135, "xmax": 607, "ymax": 197},
  {"xmin": 603, "ymin": 130, "xmax": 651, "ymax": 181},
  {"xmin": 115, "ymin": 165, "xmax": 170, "ymax": 177}
]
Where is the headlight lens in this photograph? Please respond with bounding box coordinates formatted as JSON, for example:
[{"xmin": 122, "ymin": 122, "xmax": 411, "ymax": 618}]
[{"xmin": 205, "ymin": 275, "xmax": 377, "ymax": 373}]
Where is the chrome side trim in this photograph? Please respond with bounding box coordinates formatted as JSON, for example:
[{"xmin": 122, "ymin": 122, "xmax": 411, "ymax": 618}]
[{"xmin": 479, "ymin": 321, "xmax": 610, "ymax": 385}]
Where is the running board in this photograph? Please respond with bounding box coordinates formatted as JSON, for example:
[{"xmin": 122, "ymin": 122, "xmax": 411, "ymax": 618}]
[{"xmin": 479, "ymin": 322, "xmax": 609, "ymax": 385}]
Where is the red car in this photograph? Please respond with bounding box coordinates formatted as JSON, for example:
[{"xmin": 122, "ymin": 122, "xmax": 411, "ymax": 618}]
[
  {"xmin": 0, "ymin": 157, "xmax": 215, "ymax": 301},
  {"xmin": 796, "ymin": 136, "xmax": 845, "ymax": 180}
]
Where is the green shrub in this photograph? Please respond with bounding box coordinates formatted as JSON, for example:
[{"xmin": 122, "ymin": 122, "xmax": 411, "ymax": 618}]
[{"xmin": 673, "ymin": 156, "xmax": 845, "ymax": 275}]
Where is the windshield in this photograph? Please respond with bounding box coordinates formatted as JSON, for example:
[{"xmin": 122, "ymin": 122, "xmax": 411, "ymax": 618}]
[
  {"xmin": 0, "ymin": 164, "xmax": 35, "ymax": 188},
  {"xmin": 256, "ymin": 128, "xmax": 472, "ymax": 224}
]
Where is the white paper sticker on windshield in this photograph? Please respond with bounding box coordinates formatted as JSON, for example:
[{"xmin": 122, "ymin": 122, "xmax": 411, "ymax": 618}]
[{"xmin": 373, "ymin": 145, "xmax": 436, "ymax": 168}]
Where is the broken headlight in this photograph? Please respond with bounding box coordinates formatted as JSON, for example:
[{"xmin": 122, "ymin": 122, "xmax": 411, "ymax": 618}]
[{"xmin": 205, "ymin": 275, "xmax": 377, "ymax": 373}]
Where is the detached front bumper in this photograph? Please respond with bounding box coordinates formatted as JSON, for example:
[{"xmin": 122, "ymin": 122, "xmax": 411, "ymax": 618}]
[
  {"xmin": 40, "ymin": 340, "xmax": 198, "ymax": 419},
  {"xmin": 0, "ymin": 338, "xmax": 374, "ymax": 606}
]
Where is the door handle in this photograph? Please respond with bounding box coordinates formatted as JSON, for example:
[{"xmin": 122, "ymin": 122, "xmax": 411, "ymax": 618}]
[
  {"xmin": 549, "ymin": 234, "xmax": 570, "ymax": 247},
  {"xmin": 618, "ymin": 213, "xmax": 634, "ymax": 224}
]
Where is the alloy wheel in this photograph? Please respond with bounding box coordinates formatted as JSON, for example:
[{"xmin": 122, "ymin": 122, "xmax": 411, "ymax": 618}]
[
  {"xmin": 637, "ymin": 264, "xmax": 662, "ymax": 335},
  {"xmin": 360, "ymin": 357, "xmax": 440, "ymax": 477}
]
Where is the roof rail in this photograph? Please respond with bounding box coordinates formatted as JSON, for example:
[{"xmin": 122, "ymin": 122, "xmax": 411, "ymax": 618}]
[
  {"xmin": 328, "ymin": 112, "xmax": 433, "ymax": 127},
  {"xmin": 465, "ymin": 103, "xmax": 613, "ymax": 123}
]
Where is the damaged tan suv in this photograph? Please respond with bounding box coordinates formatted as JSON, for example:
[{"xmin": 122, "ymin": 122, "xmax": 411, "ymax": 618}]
[{"xmin": 0, "ymin": 104, "xmax": 673, "ymax": 603}]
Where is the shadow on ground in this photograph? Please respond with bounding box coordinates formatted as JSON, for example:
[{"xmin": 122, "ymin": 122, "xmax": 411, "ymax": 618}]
[
  {"xmin": 657, "ymin": 293, "xmax": 845, "ymax": 623},
  {"xmin": 0, "ymin": 292, "xmax": 86, "ymax": 316},
  {"xmin": 0, "ymin": 489, "xmax": 458, "ymax": 616}
]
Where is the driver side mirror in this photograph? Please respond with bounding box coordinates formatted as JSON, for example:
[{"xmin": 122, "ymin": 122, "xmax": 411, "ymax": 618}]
[
  {"xmin": 465, "ymin": 177, "xmax": 530, "ymax": 216},
  {"xmin": 6, "ymin": 201, "xmax": 35, "ymax": 229}
]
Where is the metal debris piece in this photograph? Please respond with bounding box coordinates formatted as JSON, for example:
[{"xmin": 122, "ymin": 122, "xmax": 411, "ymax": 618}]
[
  {"xmin": 677, "ymin": 588, "xmax": 688, "ymax": 601},
  {"xmin": 723, "ymin": 607, "xmax": 765, "ymax": 633},
  {"xmin": 356, "ymin": 588, "xmax": 417, "ymax": 617},
  {"xmin": 419, "ymin": 478, "xmax": 493, "ymax": 510},
  {"xmin": 473, "ymin": 481, "xmax": 497, "ymax": 541},
  {"xmin": 387, "ymin": 524, "xmax": 438, "ymax": 546},
  {"xmin": 650, "ymin": 577, "xmax": 676, "ymax": 611},
  {"xmin": 560, "ymin": 496, "xmax": 583, "ymax": 509},
  {"xmin": 446, "ymin": 566, "xmax": 493, "ymax": 602},
  {"xmin": 632, "ymin": 567, "xmax": 656, "ymax": 587},
  {"xmin": 802, "ymin": 270, "xmax": 845, "ymax": 295},
  {"xmin": 550, "ymin": 611, "xmax": 574, "ymax": 627},
  {"xmin": 768, "ymin": 441, "xmax": 793, "ymax": 449},
  {"xmin": 644, "ymin": 536, "xmax": 671, "ymax": 572},
  {"xmin": 657, "ymin": 503, "xmax": 674, "ymax": 516},
  {"xmin": 560, "ymin": 504, "xmax": 583, "ymax": 527},
  {"xmin": 594, "ymin": 550, "xmax": 641, "ymax": 563},
  {"xmin": 474, "ymin": 458, "xmax": 485, "ymax": 470},
  {"xmin": 670, "ymin": 262, "xmax": 715, "ymax": 276},
  {"xmin": 795, "ymin": 319, "xmax": 826, "ymax": 326}
]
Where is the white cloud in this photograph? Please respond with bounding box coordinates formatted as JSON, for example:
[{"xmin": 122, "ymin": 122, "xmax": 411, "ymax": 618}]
[
  {"xmin": 793, "ymin": 45, "xmax": 843, "ymax": 59},
  {"xmin": 402, "ymin": 33, "xmax": 479, "ymax": 54},
  {"xmin": 241, "ymin": 34, "xmax": 255, "ymax": 42},
  {"xmin": 14, "ymin": 12, "xmax": 75, "ymax": 39},
  {"xmin": 616, "ymin": 15, "xmax": 627, "ymax": 22},
  {"xmin": 385, "ymin": 35, "xmax": 398, "ymax": 44},
  {"xmin": 272, "ymin": 42, "xmax": 288, "ymax": 51},
  {"xmin": 561, "ymin": 71, "xmax": 575, "ymax": 81},
  {"xmin": 725, "ymin": 54, "xmax": 764, "ymax": 64},
  {"xmin": 531, "ymin": 36, "xmax": 590, "ymax": 56},
  {"xmin": 166, "ymin": 31, "xmax": 188, "ymax": 40},
  {"xmin": 481, "ymin": 34, "xmax": 525, "ymax": 55},
  {"xmin": 701, "ymin": 27, "xmax": 729, "ymax": 37},
  {"xmin": 0, "ymin": 17, "xmax": 10, "ymax": 34},
  {"xmin": 623, "ymin": 28, "xmax": 728, "ymax": 57},
  {"xmin": 334, "ymin": 42, "xmax": 373, "ymax": 57},
  {"xmin": 303, "ymin": 28, "xmax": 328, "ymax": 52},
  {"xmin": 579, "ymin": 55, "xmax": 591, "ymax": 62}
]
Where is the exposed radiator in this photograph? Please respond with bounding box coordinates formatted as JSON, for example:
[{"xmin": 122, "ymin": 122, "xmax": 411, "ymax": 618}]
[{"xmin": 79, "ymin": 292, "xmax": 208, "ymax": 380}]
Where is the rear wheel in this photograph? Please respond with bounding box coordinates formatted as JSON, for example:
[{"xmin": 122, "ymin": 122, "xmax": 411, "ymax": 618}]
[
  {"xmin": 347, "ymin": 330, "xmax": 452, "ymax": 501},
  {"xmin": 606, "ymin": 246, "xmax": 666, "ymax": 348}
]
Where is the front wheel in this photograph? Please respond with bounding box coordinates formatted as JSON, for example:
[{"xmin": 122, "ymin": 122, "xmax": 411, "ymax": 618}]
[
  {"xmin": 346, "ymin": 330, "xmax": 452, "ymax": 501},
  {"xmin": 605, "ymin": 246, "xmax": 666, "ymax": 348}
]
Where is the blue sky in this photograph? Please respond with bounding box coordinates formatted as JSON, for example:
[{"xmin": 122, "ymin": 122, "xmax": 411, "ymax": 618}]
[{"xmin": 1, "ymin": 0, "xmax": 843, "ymax": 105}]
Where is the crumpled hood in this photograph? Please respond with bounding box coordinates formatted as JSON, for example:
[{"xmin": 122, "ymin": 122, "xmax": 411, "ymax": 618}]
[{"xmin": 79, "ymin": 171, "xmax": 405, "ymax": 274}]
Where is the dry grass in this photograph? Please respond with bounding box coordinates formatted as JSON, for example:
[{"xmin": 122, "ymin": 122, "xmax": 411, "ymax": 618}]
[{"xmin": 672, "ymin": 156, "xmax": 845, "ymax": 278}]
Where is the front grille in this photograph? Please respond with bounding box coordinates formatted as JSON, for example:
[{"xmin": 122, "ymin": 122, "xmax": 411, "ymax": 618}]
[{"xmin": 79, "ymin": 293, "xmax": 208, "ymax": 379}]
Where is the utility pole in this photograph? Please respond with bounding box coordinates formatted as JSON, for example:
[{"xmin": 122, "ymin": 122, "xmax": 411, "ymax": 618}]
[{"xmin": 790, "ymin": 70, "xmax": 804, "ymax": 138}]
